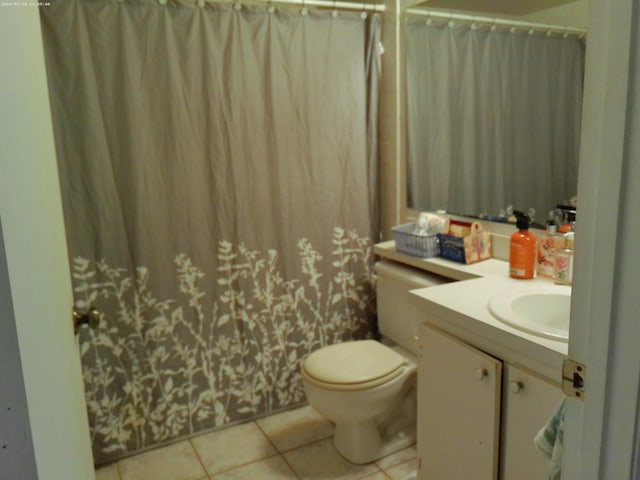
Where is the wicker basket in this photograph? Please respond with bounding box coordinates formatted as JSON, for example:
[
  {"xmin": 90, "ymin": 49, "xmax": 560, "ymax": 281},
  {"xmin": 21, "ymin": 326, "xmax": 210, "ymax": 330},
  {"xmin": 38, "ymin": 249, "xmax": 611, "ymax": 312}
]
[{"xmin": 392, "ymin": 222, "xmax": 440, "ymax": 258}]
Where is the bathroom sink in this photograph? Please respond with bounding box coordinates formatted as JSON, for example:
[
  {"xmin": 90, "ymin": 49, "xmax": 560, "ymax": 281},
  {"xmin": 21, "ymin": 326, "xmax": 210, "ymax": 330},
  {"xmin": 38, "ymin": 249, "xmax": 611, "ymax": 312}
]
[{"xmin": 488, "ymin": 289, "xmax": 571, "ymax": 341}]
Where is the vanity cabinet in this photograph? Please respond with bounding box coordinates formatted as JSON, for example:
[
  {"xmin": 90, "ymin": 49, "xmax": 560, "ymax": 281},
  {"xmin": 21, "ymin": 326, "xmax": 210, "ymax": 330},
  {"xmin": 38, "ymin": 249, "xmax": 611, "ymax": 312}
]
[
  {"xmin": 501, "ymin": 365, "xmax": 563, "ymax": 480},
  {"xmin": 418, "ymin": 324, "xmax": 562, "ymax": 480},
  {"xmin": 418, "ymin": 324, "xmax": 502, "ymax": 480}
]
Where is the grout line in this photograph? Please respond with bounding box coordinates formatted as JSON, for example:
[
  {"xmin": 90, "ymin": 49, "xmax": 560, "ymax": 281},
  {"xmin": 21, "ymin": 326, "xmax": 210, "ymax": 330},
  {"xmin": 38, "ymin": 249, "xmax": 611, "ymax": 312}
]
[
  {"xmin": 208, "ymin": 452, "xmax": 282, "ymax": 475},
  {"xmin": 281, "ymin": 422, "xmax": 336, "ymax": 453},
  {"xmin": 382, "ymin": 457, "xmax": 419, "ymax": 480},
  {"xmin": 188, "ymin": 437, "xmax": 212, "ymax": 479},
  {"xmin": 252, "ymin": 420, "xmax": 303, "ymax": 479},
  {"xmin": 279, "ymin": 452, "xmax": 303, "ymax": 480},
  {"xmin": 255, "ymin": 421, "xmax": 335, "ymax": 455},
  {"xmin": 254, "ymin": 419, "xmax": 282, "ymax": 453},
  {"xmin": 190, "ymin": 422, "xmax": 282, "ymax": 477},
  {"xmin": 115, "ymin": 461, "xmax": 124, "ymax": 480},
  {"xmin": 374, "ymin": 445, "xmax": 417, "ymax": 470},
  {"xmin": 203, "ymin": 454, "xmax": 297, "ymax": 479}
]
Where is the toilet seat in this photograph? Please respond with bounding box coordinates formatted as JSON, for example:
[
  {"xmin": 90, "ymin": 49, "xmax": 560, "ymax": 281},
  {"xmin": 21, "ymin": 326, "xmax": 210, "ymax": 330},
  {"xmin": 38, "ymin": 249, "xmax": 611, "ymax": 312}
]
[{"xmin": 302, "ymin": 340, "xmax": 408, "ymax": 391}]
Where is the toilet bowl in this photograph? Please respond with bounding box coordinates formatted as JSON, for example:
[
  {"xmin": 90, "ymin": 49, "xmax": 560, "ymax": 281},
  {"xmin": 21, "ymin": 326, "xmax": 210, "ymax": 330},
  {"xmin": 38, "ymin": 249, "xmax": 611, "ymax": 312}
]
[
  {"xmin": 301, "ymin": 340, "xmax": 417, "ymax": 464},
  {"xmin": 301, "ymin": 261, "xmax": 448, "ymax": 464}
]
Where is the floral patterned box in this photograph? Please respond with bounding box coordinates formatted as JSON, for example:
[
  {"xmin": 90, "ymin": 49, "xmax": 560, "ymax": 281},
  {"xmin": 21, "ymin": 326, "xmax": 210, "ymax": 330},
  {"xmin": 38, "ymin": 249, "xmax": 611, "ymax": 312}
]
[{"xmin": 437, "ymin": 231, "xmax": 492, "ymax": 264}]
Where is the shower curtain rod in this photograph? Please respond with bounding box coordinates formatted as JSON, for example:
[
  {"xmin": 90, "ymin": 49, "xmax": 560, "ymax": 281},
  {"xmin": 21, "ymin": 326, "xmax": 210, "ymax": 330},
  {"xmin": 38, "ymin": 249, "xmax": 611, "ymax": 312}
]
[
  {"xmin": 405, "ymin": 8, "xmax": 586, "ymax": 36},
  {"xmin": 267, "ymin": 0, "xmax": 384, "ymax": 11},
  {"xmin": 197, "ymin": 0, "xmax": 385, "ymax": 12}
]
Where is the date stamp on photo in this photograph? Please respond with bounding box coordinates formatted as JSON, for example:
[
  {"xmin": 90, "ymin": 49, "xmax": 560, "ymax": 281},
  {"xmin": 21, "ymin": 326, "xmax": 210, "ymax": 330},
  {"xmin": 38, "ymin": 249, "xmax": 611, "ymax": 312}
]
[{"xmin": 1, "ymin": 1, "xmax": 51, "ymax": 6}]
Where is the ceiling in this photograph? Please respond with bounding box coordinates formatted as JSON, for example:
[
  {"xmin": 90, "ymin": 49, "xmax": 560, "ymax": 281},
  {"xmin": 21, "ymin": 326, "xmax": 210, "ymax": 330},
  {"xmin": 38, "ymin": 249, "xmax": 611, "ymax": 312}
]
[{"xmin": 415, "ymin": 0, "xmax": 581, "ymax": 16}]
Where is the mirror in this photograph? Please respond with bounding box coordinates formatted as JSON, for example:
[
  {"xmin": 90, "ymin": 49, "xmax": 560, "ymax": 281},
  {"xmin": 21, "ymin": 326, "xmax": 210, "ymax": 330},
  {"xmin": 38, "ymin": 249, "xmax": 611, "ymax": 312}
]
[{"xmin": 404, "ymin": 1, "xmax": 587, "ymax": 226}]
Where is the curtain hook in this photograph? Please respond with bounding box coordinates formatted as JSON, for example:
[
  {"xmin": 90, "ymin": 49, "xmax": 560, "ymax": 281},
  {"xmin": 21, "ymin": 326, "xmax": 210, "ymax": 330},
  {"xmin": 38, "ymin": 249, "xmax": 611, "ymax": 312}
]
[
  {"xmin": 196, "ymin": 0, "xmax": 205, "ymax": 7},
  {"xmin": 331, "ymin": 0, "xmax": 338, "ymax": 18},
  {"xmin": 360, "ymin": 2, "xmax": 367, "ymax": 19},
  {"xmin": 267, "ymin": 0, "xmax": 275, "ymax": 13},
  {"xmin": 300, "ymin": 0, "xmax": 308, "ymax": 16},
  {"xmin": 233, "ymin": 1, "xmax": 241, "ymax": 10},
  {"xmin": 490, "ymin": 23, "xmax": 496, "ymax": 32},
  {"xmin": 425, "ymin": 14, "xmax": 431, "ymax": 26}
]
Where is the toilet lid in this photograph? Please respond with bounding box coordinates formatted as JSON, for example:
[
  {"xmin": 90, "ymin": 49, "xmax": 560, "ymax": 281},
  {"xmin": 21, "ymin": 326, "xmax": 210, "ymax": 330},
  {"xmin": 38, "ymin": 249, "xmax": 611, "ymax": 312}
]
[{"xmin": 302, "ymin": 340, "xmax": 406, "ymax": 385}]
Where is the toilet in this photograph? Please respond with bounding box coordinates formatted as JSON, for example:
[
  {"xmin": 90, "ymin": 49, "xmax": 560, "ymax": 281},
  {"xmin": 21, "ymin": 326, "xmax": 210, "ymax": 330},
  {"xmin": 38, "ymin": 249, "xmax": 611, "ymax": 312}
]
[{"xmin": 301, "ymin": 260, "xmax": 448, "ymax": 464}]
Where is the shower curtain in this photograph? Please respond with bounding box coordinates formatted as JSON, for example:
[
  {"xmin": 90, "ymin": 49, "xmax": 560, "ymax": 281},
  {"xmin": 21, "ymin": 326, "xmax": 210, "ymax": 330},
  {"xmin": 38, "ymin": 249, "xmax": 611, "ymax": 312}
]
[
  {"xmin": 405, "ymin": 15, "xmax": 584, "ymax": 221},
  {"xmin": 40, "ymin": 0, "xmax": 380, "ymax": 464}
]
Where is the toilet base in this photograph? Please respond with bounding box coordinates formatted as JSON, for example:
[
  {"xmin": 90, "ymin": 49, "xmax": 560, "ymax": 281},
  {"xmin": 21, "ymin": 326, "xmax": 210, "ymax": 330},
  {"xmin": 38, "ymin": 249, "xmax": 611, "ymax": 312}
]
[{"xmin": 332, "ymin": 416, "xmax": 416, "ymax": 465}]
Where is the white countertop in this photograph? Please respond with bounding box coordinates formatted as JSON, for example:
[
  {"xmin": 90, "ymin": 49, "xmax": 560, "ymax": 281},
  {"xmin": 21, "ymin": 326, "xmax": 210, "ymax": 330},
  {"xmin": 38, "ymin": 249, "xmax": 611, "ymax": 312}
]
[
  {"xmin": 374, "ymin": 240, "xmax": 508, "ymax": 281},
  {"xmin": 374, "ymin": 241, "xmax": 570, "ymax": 383}
]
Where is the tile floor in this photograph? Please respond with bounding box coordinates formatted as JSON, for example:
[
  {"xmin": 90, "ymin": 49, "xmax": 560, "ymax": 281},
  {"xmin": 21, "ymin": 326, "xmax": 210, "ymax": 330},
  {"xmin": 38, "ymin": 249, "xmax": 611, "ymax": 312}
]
[{"xmin": 95, "ymin": 405, "xmax": 418, "ymax": 480}]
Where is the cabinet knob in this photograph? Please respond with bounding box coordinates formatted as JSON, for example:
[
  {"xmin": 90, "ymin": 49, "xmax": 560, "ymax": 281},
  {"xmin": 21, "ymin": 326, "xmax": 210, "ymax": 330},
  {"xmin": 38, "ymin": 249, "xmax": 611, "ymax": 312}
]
[
  {"xmin": 509, "ymin": 381, "xmax": 523, "ymax": 393},
  {"xmin": 475, "ymin": 368, "xmax": 487, "ymax": 380}
]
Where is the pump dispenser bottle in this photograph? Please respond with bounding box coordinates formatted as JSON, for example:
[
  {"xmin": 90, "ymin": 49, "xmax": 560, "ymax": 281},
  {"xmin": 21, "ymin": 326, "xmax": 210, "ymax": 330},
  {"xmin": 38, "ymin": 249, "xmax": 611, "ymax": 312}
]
[
  {"xmin": 509, "ymin": 211, "xmax": 536, "ymax": 279},
  {"xmin": 554, "ymin": 232, "xmax": 575, "ymax": 285},
  {"xmin": 537, "ymin": 214, "xmax": 564, "ymax": 278}
]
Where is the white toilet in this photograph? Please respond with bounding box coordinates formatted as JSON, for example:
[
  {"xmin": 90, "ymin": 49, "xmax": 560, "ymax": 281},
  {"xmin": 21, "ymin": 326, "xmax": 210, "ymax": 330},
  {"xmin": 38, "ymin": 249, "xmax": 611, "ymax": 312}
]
[{"xmin": 301, "ymin": 260, "xmax": 448, "ymax": 464}]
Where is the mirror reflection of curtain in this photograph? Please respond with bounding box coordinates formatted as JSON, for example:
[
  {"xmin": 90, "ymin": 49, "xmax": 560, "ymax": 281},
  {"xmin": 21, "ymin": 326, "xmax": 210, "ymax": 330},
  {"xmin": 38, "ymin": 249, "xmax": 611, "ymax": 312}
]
[
  {"xmin": 40, "ymin": 0, "xmax": 380, "ymax": 464},
  {"xmin": 406, "ymin": 16, "xmax": 584, "ymax": 221}
]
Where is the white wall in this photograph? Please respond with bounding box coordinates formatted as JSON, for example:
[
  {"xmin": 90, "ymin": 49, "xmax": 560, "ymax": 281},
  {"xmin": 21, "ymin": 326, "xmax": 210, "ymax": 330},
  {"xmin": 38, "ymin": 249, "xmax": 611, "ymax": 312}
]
[{"xmin": 522, "ymin": 0, "xmax": 589, "ymax": 29}]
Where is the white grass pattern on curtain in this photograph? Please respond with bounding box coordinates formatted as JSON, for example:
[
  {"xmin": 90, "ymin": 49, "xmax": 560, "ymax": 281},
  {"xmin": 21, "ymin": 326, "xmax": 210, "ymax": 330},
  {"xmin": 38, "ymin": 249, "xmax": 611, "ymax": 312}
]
[{"xmin": 73, "ymin": 227, "xmax": 374, "ymax": 457}]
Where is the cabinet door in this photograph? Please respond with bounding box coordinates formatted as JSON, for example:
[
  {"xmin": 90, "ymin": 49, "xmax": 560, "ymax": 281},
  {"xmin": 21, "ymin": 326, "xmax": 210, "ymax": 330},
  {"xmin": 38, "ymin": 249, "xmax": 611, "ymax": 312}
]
[
  {"xmin": 418, "ymin": 324, "xmax": 502, "ymax": 480},
  {"xmin": 501, "ymin": 365, "xmax": 563, "ymax": 480}
]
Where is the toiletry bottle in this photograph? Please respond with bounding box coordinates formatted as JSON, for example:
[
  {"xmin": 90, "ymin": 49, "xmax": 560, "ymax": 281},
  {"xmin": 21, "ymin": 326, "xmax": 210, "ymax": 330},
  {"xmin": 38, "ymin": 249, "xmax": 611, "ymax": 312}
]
[
  {"xmin": 537, "ymin": 217, "xmax": 564, "ymax": 278},
  {"xmin": 509, "ymin": 211, "xmax": 537, "ymax": 279},
  {"xmin": 557, "ymin": 205, "xmax": 577, "ymax": 233},
  {"xmin": 554, "ymin": 232, "xmax": 575, "ymax": 285}
]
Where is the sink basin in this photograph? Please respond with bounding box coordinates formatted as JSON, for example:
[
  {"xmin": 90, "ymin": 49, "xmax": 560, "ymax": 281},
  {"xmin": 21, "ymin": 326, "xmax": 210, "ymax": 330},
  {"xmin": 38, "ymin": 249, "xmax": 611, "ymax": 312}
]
[{"xmin": 488, "ymin": 289, "xmax": 571, "ymax": 341}]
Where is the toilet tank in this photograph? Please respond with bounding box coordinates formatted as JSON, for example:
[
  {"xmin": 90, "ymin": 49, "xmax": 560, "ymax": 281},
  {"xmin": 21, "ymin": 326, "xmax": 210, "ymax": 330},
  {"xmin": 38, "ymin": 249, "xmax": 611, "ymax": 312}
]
[{"xmin": 375, "ymin": 260, "xmax": 450, "ymax": 355}]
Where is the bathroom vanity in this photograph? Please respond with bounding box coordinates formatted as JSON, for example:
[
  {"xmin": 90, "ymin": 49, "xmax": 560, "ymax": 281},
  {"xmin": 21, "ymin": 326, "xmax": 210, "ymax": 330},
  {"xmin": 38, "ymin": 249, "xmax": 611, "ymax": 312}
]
[{"xmin": 374, "ymin": 241, "xmax": 569, "ymax": 480}]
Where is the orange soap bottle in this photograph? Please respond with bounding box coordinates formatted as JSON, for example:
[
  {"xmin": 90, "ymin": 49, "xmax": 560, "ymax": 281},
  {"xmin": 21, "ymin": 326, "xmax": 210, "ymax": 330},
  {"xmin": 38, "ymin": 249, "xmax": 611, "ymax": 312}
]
[{"xmin": 509, "ymin": 211, "xmax": 537, "ymax": 279}]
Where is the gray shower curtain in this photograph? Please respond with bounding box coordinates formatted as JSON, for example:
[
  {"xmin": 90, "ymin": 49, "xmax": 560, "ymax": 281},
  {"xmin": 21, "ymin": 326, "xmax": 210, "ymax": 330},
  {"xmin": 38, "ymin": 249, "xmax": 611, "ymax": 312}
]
[
  {"xmin": 406, "ymin": 16, "xmax": 584, "ymax": 220},
  {"xmin": 40, "ymin": 0, "xmax": 380, "ymax": 464}
]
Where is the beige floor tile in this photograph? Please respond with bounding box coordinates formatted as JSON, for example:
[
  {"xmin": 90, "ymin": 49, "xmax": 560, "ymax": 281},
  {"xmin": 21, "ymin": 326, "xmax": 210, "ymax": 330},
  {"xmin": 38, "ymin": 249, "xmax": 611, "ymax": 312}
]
[
  {"xmin": 256, "ymin": 405, "xmax": 334, "ymax": 452},
  {"xmin": 95, "ymin": 463, "xmax": 120, "ymax": 480},
  {"xmin": 118, "ymin": 440, "xmax": 206, "ymax": 480},
  {"xmin": 375, "ymin": 445, "xmax": 417, "ymax": 471},
  {"xmin": 360, "ymin": 472, "xmax": 391, "ymax": 480},
  {"xmin": 210, "ymin": 456, "xmax": 298, "ymax": 480},
  {"xmin": 283, "ymin": 438, "xmax": 380, "ymax": 480},
  {"xmin": 383, "ymin": 458, "xmax": 418, "ymax": 480},
  {"xmin": 191, "ymin": 421, "xmax": 277, "ymax": 475}
]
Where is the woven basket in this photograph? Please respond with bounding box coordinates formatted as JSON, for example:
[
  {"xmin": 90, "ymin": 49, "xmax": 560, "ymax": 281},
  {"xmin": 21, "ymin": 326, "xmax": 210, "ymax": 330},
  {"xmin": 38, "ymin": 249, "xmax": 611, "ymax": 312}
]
[{"xmin": 392, "ymin": 222, "xmax": 440, "ymax": 258}]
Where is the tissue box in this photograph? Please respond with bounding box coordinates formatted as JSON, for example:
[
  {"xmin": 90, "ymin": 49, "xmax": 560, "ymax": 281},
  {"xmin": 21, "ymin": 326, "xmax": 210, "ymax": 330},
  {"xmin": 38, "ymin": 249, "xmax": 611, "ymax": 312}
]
[
  {"xmin": 392, "ymin": 222, "xmax": 440, "ymax": 258},
  {"xmin": 438, "ymin": 231, "xmax": 492, "ymax": 264}
]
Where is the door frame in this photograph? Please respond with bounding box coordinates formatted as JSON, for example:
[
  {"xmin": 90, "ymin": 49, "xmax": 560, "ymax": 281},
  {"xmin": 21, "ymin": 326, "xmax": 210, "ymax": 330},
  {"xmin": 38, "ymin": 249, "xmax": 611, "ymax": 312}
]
[
  {"xmin": 0, "ymin": 6, "xmax": 95, "ymax": 480},
  {"xmin": 564, "ymin": 0, "xmax": 640, "ymax": 478}
]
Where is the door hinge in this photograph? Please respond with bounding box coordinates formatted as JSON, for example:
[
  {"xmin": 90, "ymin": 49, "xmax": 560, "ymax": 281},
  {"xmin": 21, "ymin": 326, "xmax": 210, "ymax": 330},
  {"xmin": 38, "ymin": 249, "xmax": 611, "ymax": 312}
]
[{"xmin": 562, "ymin": 358, "xmax": 586, "ymax": 400}]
